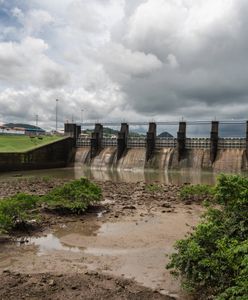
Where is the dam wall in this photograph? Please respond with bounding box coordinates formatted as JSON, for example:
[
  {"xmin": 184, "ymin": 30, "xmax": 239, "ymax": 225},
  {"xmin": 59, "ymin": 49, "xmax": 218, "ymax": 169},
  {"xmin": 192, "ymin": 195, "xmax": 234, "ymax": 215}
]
[
  {"xmin": 0, "ymin": 137, "xmax": 75, "ymax": 172},
  {"xmin": 74, "ymin": 121, "xmax": 248, "ymax": 172},
  {"xmin": 75, "ymin": 147, "xmax": 248, "ymax": 173}
]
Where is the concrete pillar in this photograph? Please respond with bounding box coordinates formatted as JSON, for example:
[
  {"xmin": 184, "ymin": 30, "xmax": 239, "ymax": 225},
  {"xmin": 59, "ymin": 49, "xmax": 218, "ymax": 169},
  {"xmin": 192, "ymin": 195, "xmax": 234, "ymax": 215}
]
[
  {"xmin": 117, "ymin": 123, "xmax": 129, "ymax": 160},
  {"xmin": 64, "ymin": 123, "xmax": 81, "ymax": 145},
  {"xmin": 76, "ymin": 125, "xmax": 81, "ymax": 138},
  {"xmin": 177, "ymin": 122, "xmax": 186, "ymax": 161},
  {"xmin": 210, "ymin": 121, "xmax": 219, "ymax": 163},
  {"xmin": 146, "ymin": 122, "xmax": 156, "ymax": 161},
  {"xmin": 90, "ymin": 123, "xmax": 103, "ymax": 159},
  {"xmin": 64, "ymin": 123, "xmax": 77, "ymax": 138}
]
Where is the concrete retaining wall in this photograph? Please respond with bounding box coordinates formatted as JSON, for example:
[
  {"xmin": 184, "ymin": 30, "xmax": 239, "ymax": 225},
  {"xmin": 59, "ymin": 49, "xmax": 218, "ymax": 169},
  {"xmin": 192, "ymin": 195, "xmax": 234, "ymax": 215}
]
[{"xmin": 0, "ymin": 137, "xmax": 75, "ymax": 172}]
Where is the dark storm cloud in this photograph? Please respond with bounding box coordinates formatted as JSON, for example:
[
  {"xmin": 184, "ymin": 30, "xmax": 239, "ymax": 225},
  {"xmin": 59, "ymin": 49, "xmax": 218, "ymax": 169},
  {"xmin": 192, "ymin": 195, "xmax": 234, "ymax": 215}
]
[
  {"xmin": 99, "ymin": 0, "xmax": 248, "ymax": 120},
  {"xmin": 1, "ymin": 0, "xmax": 248, "ymax": 129}
]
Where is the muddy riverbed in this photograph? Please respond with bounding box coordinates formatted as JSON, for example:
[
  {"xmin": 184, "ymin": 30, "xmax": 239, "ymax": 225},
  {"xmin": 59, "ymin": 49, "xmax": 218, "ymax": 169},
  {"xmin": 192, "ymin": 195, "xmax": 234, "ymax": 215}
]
[{"xmin": 0, "ymin": 178, "xmax": 203, "ymax": 299}]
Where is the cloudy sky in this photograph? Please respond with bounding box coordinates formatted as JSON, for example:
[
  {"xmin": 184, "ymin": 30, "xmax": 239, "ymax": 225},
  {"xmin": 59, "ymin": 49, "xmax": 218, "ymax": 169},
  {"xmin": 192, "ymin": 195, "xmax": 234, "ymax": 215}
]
[{"xmin": 0, "ymin": 0, "xmax": 248, "ymax": 130}]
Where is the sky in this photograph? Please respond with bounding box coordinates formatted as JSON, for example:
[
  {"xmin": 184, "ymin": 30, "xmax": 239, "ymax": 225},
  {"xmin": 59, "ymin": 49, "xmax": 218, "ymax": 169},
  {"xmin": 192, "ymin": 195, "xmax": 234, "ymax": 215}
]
[{"xmin": 0, "ymin": 0, "xmax": 248, "ymax": 130}]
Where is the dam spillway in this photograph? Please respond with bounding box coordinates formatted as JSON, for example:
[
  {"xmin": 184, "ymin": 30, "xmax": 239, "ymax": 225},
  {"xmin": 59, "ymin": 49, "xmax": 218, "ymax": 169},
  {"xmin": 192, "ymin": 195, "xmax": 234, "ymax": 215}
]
[
  {"xmin": 69, "ymin": 121, "xmax": 248, "ymax": 173},
  {"xmin": 74, "ymin": 147, "xmax": 248, "ymax": 172}
]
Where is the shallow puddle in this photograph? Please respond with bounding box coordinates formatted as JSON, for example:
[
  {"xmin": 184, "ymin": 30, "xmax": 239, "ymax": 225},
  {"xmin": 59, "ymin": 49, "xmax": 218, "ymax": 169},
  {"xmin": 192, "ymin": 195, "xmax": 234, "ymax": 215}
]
[
  {"xmin": 23, "ymin": 234, "xmax": 81, "ymax": 256},
  {"xmin": 0, "ymin": 206, "xmax": 201, "ymax": 299}
]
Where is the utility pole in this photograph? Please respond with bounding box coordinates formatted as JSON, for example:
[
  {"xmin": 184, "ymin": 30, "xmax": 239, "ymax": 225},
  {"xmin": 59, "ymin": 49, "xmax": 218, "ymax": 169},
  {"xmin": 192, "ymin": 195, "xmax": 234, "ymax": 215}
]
[
  {"xmin": 81, "ymin": 109, "xmax": 84, "ymax": 132},
  {"xmin": 35, "ymin": 114, "xmax": 39, "ymax": 127},
  {"xmin": 56, "ymin": 99, "xmax": 59, "ymax": 132},
  {"xmin": 81, "ymin": 109, "xmax": 84, "ymax": 124}
]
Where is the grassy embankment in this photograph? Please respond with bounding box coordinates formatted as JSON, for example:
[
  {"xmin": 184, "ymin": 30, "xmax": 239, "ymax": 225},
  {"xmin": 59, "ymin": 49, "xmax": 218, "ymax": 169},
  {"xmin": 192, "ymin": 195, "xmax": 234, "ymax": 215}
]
[{"xmin": 0, "ymin": 135, "xmax": 65, "ymax": 153}]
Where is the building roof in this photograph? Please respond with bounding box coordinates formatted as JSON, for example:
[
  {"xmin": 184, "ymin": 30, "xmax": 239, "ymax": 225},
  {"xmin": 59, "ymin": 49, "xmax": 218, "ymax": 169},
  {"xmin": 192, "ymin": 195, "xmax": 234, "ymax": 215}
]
[{"xmin": 3, "ymin": 123, "xmax": 45, "ymax": 132}]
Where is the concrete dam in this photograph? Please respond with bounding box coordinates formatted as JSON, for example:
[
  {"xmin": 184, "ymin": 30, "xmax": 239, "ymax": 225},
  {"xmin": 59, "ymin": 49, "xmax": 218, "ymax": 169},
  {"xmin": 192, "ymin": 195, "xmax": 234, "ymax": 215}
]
[{"xmin": 65, "ymin": 122, "xmax": 248, "ymax": 173}]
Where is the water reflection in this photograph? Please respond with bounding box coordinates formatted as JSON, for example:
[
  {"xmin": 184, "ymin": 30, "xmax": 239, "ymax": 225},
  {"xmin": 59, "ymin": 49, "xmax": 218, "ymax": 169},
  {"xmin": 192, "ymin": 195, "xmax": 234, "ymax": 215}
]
[
  {"xmin": 0, "ymin": 166, "xmax": 245, "ymax": 185},
  {"xmin": 76, "ymin": 167, "xmax": 217, "ymax": 185},
  {"xmin": 19, "ymin": 234, "xmax": 81, "ymax": 256}
]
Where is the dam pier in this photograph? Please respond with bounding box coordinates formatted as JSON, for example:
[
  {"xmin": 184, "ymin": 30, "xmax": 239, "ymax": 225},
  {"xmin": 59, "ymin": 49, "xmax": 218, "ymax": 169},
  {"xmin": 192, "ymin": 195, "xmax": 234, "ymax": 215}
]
[{"xmin": 66, "ymin": 120, "xmax": 248, "ymax": 173}]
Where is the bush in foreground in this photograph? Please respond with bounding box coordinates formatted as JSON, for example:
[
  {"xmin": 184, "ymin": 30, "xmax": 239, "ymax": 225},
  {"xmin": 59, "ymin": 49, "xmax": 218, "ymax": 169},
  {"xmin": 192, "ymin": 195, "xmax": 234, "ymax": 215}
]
[
  {"xmin": 0, "ymin": 194, "xmax": 39, "ymax": 233},
  {"xmin": 0, "ymin": 178, "xmax": 102, "ymax": 233},
  {"xmin": 167, "ymin": 174, "xmax": 248, "ymax": 300},
  {"xmin": 42, "ymin": 177, "xmax": 102, "ymax": 213}
]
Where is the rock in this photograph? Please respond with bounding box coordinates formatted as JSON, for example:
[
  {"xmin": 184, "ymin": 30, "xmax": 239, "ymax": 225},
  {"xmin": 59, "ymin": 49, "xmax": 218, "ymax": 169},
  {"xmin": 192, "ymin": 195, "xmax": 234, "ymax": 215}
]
[
  {"xmin": 185, "ymin": 201, "xmax": 192, "ymax": 205},
  {"xmin": 3, "ymin": 269, "xmax": 10, "ymax": 274},
  {"xmin": 71, "ymin": 285, "xmax": 79, "ymax": 290},
  {"xmin": 161, "ymin": 203, "xmax": 171, "ymax": 208},
  {"xmin": 122, "ymin": 206, "xmax": 136, "ymax": 210},
  {"xmin": 48, "ymin": 279, "xmax": 56, "ymax": 286}
]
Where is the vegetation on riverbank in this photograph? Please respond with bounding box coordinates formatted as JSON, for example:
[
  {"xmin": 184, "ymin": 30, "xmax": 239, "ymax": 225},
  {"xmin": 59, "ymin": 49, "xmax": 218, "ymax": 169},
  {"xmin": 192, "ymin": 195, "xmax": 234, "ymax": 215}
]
[
  {"xmin": 0, "ymin": 135, "xmax": 64, "ymax": 153},
  {"xmin": 145, "ymin": 183, "xmax": 163, "ymax": 192},
  {"xmin": 43, "ymin": 177, "xmax": 102, "ymax": 213},
  {"xmin": 168, "ymin": 174, "xmax": 248, "ymax": 299},
  {"xmin": 0, "ymin": 178, "xmax": 102, "ymax": 233},
  {"xmin": 179, "ymin": 183, "xmax": 214, "ymax": 200}
]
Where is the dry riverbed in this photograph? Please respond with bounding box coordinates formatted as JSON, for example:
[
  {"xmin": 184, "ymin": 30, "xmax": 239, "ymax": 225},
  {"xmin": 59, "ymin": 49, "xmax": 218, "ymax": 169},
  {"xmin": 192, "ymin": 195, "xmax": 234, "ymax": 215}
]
[{"xmin": 0, "ymin": 178, "xmax": 203, "ymax": 299}]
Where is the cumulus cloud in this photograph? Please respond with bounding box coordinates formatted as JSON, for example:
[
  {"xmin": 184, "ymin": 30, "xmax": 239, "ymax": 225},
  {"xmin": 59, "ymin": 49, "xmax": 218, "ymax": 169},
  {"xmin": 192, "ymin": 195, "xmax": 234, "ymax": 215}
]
[
  {"xmin": 12, "ymin": 7, "xmax": 54, "ymax": 35},
  {"xmin": 100, "ymin": 42, "xmax": 163, "ymax": 78},
  {"xmin": 0, "ymin": 37, "xmax": 69, "ymax": 88},
  {"xmin": 1, "ymin": 0, "xmax": 248, "ymax": 129}
]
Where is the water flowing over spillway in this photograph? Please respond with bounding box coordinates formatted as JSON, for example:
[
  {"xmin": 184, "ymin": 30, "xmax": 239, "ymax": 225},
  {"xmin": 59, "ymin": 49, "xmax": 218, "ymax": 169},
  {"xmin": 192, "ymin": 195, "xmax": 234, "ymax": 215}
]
[
  {"xmin": 91, "ymin": 147, "xmax": 117, "ymax": 170},
  {"xmin": 75, "ymin": 147, "xmax": 248, "ymax": 173},
  {"xmin": 146, "ymin": 148, "xmax": 174, "ymax": 170},
  {"xmin": 75, "ymin": 148, "xmax": 90, "ymax": 165},
  {"xmin": 213, "ymin": 149, "xmax": 246, "ymax": 172},
  {"xmin": 174, "ymin": 149, "xmax": 211, "ymax": 170},
  {"xmin": 117, "ymin": 149, "xmax": 146, "ymax": 170}
]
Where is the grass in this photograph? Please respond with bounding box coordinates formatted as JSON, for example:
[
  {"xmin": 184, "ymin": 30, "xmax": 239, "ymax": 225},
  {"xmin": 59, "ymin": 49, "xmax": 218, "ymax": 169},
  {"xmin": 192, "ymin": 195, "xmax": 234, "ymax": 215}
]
[{"xmin": 0, "ymin": 135, "xmax": 65, "ymax": 153}]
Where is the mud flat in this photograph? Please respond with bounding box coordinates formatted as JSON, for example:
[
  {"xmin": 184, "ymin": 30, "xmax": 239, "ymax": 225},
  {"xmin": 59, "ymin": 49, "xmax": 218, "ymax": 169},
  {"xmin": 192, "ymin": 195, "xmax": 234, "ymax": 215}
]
[{"xmin": 0, "ymin": 178, "xmax": 203, "ymax": 299}]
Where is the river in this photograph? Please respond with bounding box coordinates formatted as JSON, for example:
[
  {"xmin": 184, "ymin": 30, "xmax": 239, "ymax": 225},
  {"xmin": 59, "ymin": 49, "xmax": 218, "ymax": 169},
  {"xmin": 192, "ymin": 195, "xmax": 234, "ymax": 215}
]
[{"xmin": 0, "ymin": 166, "xmax": 228, "ymax": 185}]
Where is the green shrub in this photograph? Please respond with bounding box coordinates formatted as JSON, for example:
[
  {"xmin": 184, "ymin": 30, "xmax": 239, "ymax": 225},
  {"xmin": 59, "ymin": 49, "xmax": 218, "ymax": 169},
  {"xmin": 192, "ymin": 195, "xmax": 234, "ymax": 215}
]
[
  {"xmin": 167, "ymin": 174, "xmax": 248, "ymax": 299},
  {"xmin": 42, "ymin": 177, "xmax": 102, "ymax": 213},
  {"xmin": 180, "ymin": 184, "xmax": 214, "ymax": 200},
  {"xmin": 0, "ymin": 194, "xmax": 39, "ymax": 233},
  {"xmin": 0, "ymin": 178, "xmax": 102, "ymax": 233}
]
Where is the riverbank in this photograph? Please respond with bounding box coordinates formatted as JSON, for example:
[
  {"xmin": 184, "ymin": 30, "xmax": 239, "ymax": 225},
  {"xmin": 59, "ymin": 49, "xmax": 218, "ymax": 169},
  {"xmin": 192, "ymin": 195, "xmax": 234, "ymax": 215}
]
[{"xmin": 0, "ymin": 177, "xmax": 203, "ymax": 299}]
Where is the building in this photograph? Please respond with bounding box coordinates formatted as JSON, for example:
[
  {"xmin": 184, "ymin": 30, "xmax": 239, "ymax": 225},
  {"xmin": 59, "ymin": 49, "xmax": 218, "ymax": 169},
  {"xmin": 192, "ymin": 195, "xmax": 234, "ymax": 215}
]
[{"xmin": 2, "ymin": 123, "xmax": 45, "ymax": 135}]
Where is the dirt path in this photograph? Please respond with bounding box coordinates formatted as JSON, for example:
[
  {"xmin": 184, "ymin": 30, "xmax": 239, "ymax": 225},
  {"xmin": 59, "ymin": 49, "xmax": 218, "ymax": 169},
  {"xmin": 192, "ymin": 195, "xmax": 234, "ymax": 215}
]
[{"xmin": 0, "ymin": 178, "xmax": 203, "ymax": 300}]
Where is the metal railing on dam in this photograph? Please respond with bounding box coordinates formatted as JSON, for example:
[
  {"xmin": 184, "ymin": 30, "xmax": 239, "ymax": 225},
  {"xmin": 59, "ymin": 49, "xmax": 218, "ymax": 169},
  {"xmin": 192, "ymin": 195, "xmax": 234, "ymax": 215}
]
[
  {"xmin": 78, "ymin": 120, "xmax": 248, "ymax": 127},
  {"xmin": 76, "ymin": 137, "xmax": 247, "ymax": 150}
]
